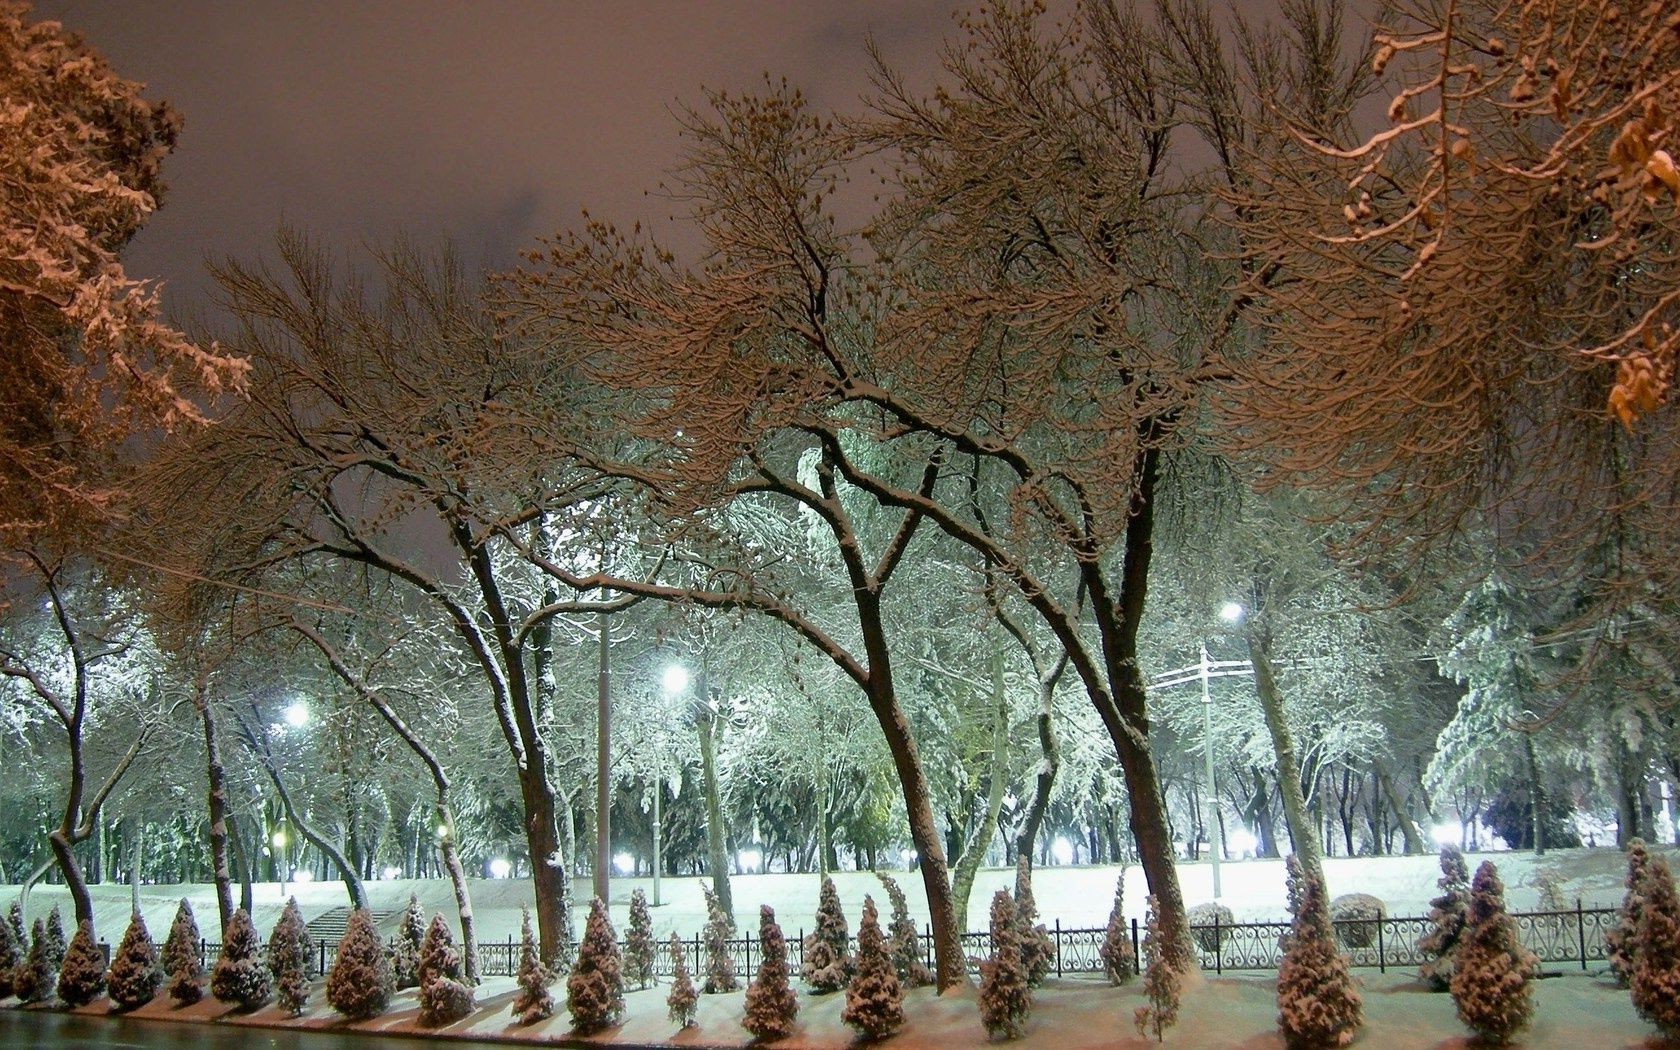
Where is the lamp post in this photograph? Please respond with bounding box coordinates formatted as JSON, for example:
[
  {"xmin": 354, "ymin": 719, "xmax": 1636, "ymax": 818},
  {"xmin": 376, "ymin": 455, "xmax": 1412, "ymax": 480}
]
[
  {"xmin": 657, "ymin": 664, "xmax": 691, "ymax": 908},
  {"xmin": 272, "ymin": 826, "xmax": 288, "ymax": 899}
]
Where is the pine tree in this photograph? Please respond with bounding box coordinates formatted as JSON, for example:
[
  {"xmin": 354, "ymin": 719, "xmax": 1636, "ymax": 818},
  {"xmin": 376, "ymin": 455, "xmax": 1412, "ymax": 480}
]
[
  {"xmin": 667, "ymin": 932, "xmax": 699, "ymax": 1028},
  {"xmin": 325, "ymin": 908, "xmax": 394, "ymax": 1020},
  {"xmin": 107, "ymin": 910, "xmax": 162, "ymax": 1011},
  {"xmin": 0, "ymin": 906, "xmax": 20, "ymax": 1000},
  {"xmin": 843, "ymin": 896, "xmax": 904, "ymax": 1039},
  {"xmin": 14, "ymin": 917, "xmax": 55, "ymax": 1004},
  {"xmin": 1276, "ymin": 855, "xmax": 1363, "ymax": 1049},
  {"xmin": 1630, "ymin": 856, "xmax": 1680, "ymax": 1040},
  {"xmin": 743, "ymin": 905, "xmax": 800, "ymax": 1041},
  {"xmin": 701, "ymin": 881, "xmax": 739, "ymax": 993},
  {"xmin": 566, "ymin": 897, "xmax": 624, "ymax": 1034},
  {"xmin": 418, "ymin": 913, "xmax": 475, "ymax": 1026},
  {"xmin": 1014, "ymin": 858, "xmax": 1054, "ymax": 987},
  {"xmin": 1099, "ymin": 870, "xmax": 1135, "ymax": 985},
  {"xmin": 625, "ymin": 888, "xmax": 655, "ymax": 990},
  {"xmin": 512, "ymin": 906, "xmax": 554, "ymax": 1024},
  {"xmin": 1418, "ymin": 844, "xmax": 1471, "ymax": 990},
  {"xmin": 44, "ymin": 905, "xmax": 65, "ymax": 972},
  {"xmin": 267, "ymin": 897, "xmax": 313, "ymax": 1017},
  {"xmin": 161, "ymin": 899, "xmax": 205, "ymax": 1005},
  {"xmin": 57, "ymin": 919, "xmax": 107, "ymax": 1007},
  {"xmin": 979, "ymin": 889, "xmax": 1030, "ymax": 1040},
  {"xmin": 800, "ymin": 875, "xmax": 851, "ymax": 993},
  {"xmin": 1607, "ymin": 838, "xmax": 1650, "ymax": 986},
  {"xmin": 874, "ymin": 871, "xmax": 931, "ymax": 988},
  {"xmin": 211, "ymin": 907, "xmax": 271, "ymax": 1010},
  {"xmin": 1449, "ymin": 861, "xmax": 1536, "ymax": 1044},
  {"xmin": 392, "ymin": 892, "xmax": 426, "ymax": 991},
  {"xmin": 1134, "ymin": 895, "xmax": 1181, "ymax": 1043},
  {"xmin": 6, "ymin": 900, "xmax": 24, "ymax": 953}
]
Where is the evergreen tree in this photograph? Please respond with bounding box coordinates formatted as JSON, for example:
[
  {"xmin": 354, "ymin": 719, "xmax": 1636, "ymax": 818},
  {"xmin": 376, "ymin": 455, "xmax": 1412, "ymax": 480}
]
[
  {"xmin": 107, "ymin": 910, "xmax": 162, "ymax": 1011},
  {"xmin": 45, "ymin": 905, "xmax": 65, "ymax": 965},
  {"xmin": 1099, "ymin": 871, "xmax": 1135, "ymax": 985},
  {"xmin": 1630, "ymin": 856, "xmax": 1680, "ymax": 1040},
  {"xmin": 6, "ymin": 900, "xmax": 24, "ymax": 953},
  {"xmin": 512, "ymin": 907, "xmax": 554, "ymax": 1024},
  {"xmin": 978, "ymin": 889, "xmax": 1030, "ymax": 1040},
  {"xmin": 211, "ymin": 907, "xmax": 271, "ymax": 1010},
  {"xmin": 1418, "ymin": 845, "xmax": 1471, "ymax": 990},
  {"xmin": 392, "ymin": 892, "xmax": 426, "ymax": 991},
  {"xmin": 843, "ymin": 896, "xmax": 904, "ymax": 1040},
  {"xmin": 625, "ymin": 888, "xmax": 655, "ymax": 990},
  {"xmin": 1014, "ymin": 858, "xmax": 1054, "ymax": 987},
  {"xmin": 743, "ymin": 905, "xmax": 799, "ymax": 1041},
  {"xmin": 1449, "ymin": 861, "xmax": 1536, "ymax": 1044},
  {"xmin": 418, "ymin": 913, "xmax": 475, "ymax": 1026},
  {"xmin": 1134, "ymin": 895, "xmax": 1181, "ymax": 1044},
  {"xmin": 57, "ymin": 919, "xmax": 107, "ymax": 1007},
  {"xmin": 161, "ymin": 899, "xmax": 205, "ymax": 1005},
  {"xmin": 325, "ymin": 909, "xmax": 394, "ymax": 1020},
  {"xmin": 1276, "ymin": 855, "xmax": 1363, "ymax": 1049},
  {"xmin": 14, "ymin": 917, "xmax": 55, "ymax": 1004},
  {"xmin": 874, "ymin": 871, "xmax": 931, "ymax": 988},
  {"xmin": 701, "ymin": 881, "xmax": 739, "ymax": 993},
  {"xmin": 0, "ymin": 906, "xmax": 20, "ymax": 1000},
  {"xmin": 267, "ymin": 898, "xmax": 312, "ymax": 1017},
  {"xmin": 567, "ymin": 897, "xmax": 624, "ymax": 1034},
  {"xmin": 667, "ymin": 932, "xmax": 699, "ymax": 1029},
  {"xmin": 800, "ymin": 874, "xmax": 851, "ymax": 993},
  {"xmin": 1607, "ymin": 838, "xmax": 1650, "ymax": 986}
]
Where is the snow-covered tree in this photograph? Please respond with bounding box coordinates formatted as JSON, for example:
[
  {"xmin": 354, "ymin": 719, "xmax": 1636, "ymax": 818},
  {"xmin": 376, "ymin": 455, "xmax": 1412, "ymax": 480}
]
[
  {"xmin": 1418, "ymin": 845, "xmax": 1471, "ymax": 990},
  {"xmin": 57, "ymin": 918, "xmax": 106, "ymax": 1006},
  {"xmin": 743, "ymin": 905, "xmax": 799, "ymax": 1041},
  {"xmin": 701, "ymin": 881, "xmax": 738, "ymax": 993},
  {"xmin": 512, "ymin": 907, "xmax": 554, "ymax": 1025},
  {"xmin": 325, "ymin": 909, "xmax": 392, "ymax": 1020},
  {"xmin": 267, "ymin": 897, "xmax": 312, "ymax": 1017},
  {"xmin": 567, "ymin": 898, "xmax": 623, "ymax": 1034},
  {"xmin": 211, "ymin": 907, "xmax": 270, "ymax": 1011},
  {"xmin": 1450, "ymin": 862, "xmax": 1536, "ymax": 1044},
  {"xmin": 1276, "ymin": 855, "xmax": 1363, "ymax": 1048},
  {"xmin": 1013, "ymin": 858, "xmax": 1053, "ymax": 987},
  {"xmin": 874, "ymin": 871, "xmax": 931, "ymax": 988},
  {"xmin": 107, "ymin": 910, "xmax": 161, "ymax": 1010},
  {"xmin": 625, "ymin": 888, "xmax": 655, "ymax": 990},
  {"xmin": 843, "ymin": 896, "xmax": 903, "ymax": 1039},
  {"xmin": 1100, "ymin": 871, "xmax": 1135, "ymax": 985},
  {"xmin": 1134, "ymin": 896, "xmax": 1180, "ymax": 1044},
  {"xmin": 1608, "ymin": 839, "xmax": 1651, "ymax": 986},
  {"xmin": 801, "ymin": 875, "xmax": 851, "ymax": 993},
  {"xmin": 418, "ymin": 913, "xmax": 475, "ymax": 1026},
  {"xmin": 667, "ymin": 933, "xmax": 699, "ymax": 1029},
  {"xmin": 162, "ymin": 898, "xmax": 204, "ymax": 1005},
  {"xmin": 392, "ymin": 892, "xmax": 426, "ymax": 991},
  {"xmin": 1631, "ymin": 856, "xmax": 1680, "ymax": 1040},
  {"xmin": 979, "ymin": 889, "xmax": 1030, "ymax": 1040},
  {"xmin": 14, "ymin": 916, "xmax": 56, "ymax": 1004}
]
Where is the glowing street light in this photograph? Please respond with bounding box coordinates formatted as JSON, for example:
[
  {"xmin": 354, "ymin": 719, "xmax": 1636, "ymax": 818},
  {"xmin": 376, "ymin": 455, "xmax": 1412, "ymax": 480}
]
[
  {"xmin": 1219, "ymin": 601, "xmax": 1246, "ymax": 625},
  {"xmin": 1050, "ymin": 837, "xmax": 1075, "ymax": 866},
  {"xmin": 488, "ymin": 858, "xmax": 512, "ymax": 880},
  {"xmin": 661, "ymin": 665, "xmax": 691, "ymax": 695},
  {"xmin": 282, "ymin": 700, "xmax": 309, "ymax": 729},
  {"xmin": 736, "ymin": 848, "xmax": 762, "ymax": 874},
  {"xmin": 272, "ymin": 827, "xmax": 289, "ymax": 897}
]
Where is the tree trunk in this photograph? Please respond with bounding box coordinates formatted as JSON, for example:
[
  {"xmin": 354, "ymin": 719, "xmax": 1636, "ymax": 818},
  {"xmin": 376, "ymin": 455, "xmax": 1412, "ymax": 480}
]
[
  {"xmin": 196, "ymin": 679, "xmax": 235, "ymax": 932},
  {"xmin": 1013, "ymin": 662, "xmax": 1061, "ymax": 874},
  {"xmin": 228, "ymin": 814, "xmax": 254, "ymax": 915},
  {"xmin": 1524, "ymin": 732, "xmax": 1546, "ymax": 856},
  {"xmin": 1246, "ymin": 624, "xmax": 1324, "ymax": 885},
  {"xmin": 595, "ymin": 610, "xmax": 611, "ymax": 905},
  {"xmin": 1375, "ymin": 760, "xmax": 1427, "ymax": 854},
  {"xmin": 950, "ymin": 649, "xmax": 1011, "ymax": 934},
  {"xmin": 696, "ymin": 670, "xmax": 733, "ymax": 920}
]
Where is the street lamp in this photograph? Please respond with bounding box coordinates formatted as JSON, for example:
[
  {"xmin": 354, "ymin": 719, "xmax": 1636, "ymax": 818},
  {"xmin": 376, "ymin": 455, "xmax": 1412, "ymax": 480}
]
[
  {"xmin": 282, "ymin": 700, "xmax": 309, "ymax": 729},
  {"xmin": 272, "ymin": 827, "xmax": 289, "ymax": 898},
  {"xmin": 654, "ymin": 663, "xmax": 690, "ymax": 906},
  {"xmin": 1201, "ymin": 600, "xmax": 1245, "ymax": 898}
]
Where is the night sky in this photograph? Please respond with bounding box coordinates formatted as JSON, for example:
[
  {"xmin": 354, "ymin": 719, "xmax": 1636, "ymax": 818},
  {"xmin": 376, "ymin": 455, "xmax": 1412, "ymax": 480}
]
[{"xmin": 32, "ymin": 1, "xmax": 959, "ymax": 319}]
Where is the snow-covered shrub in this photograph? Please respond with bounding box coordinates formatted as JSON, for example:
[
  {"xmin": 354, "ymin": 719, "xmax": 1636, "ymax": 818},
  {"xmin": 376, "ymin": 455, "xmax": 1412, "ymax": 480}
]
[
  {"xmin": 391, "ymin": 892, "xmax": 426, "ymax": 991},
  {"xmin": 1449, "ymin": 861, "xmax": 1536, "ymax": 1044},
  {"xmin": 210, "ymin": 907, "xmax": 271, "ymax": 1010},
  {"xmin": 667, "ymin": 932, "xmax": 698, "ymax": 1028},
  {"xmin": 700, "ymin": 881, "xmax": 738, "ymax": 993},
  {"xmin": 874, "ymin": 871, "xmax": 932, "ymax": 988},
  {"xmin": 625, "ymin": 888, "xmax": 655, "ymax": 990},
  {"xmin": 58, "ymin": 918, "xmax": 107, "ymax": 1006},
  {"xmin": 161, "ymin": 899, "xmax": 204, "ymax": 1005},
  {"xmin": 744, "ymin": 905, "xmax": 799, "ymax": 1041},
  {"xmin": 1328, "ymin": 893, "xmax": 1386, "ymax": 949},
  {"xmin": 1607, "ymin": 838, "xmax": 1650, "ymax": 986},
  {"xmin": 1100, "ymin": 871, "xmax": 1135, "ymax": 985},
  {"xmin": 0, "ymin": 905, "xmax": 21, "ymax": 999},
  {"xmin": 325, "ymin": 908, "xmax": 393, "ymax": 1019},
  {"xmin": 1134, "ymin": 895, "xmax": 1181, "ymax": 1044},
  {"xmin": 512, "ymin": 907, "xmax": 554, "ymax": 1024},
  {"xmin": 979, "ymin": 889, "xmax": 1030, "ymax": 1040},
  {"xmin": 418, "ymin": 913, "xmax": 475, "ymax": 1026},
  {"xmin": 107, "ymin": 910, "xmax": 161, "ymax": 1010},
  {"xmin": 14, "ymin": 917, "xmax": 56, "ymax": 1004},
  {"xmin": 1014, "ymin": 858, "xmax": 1054, "ymax": 987},
  {"xmin": 1630, "ymin": 855, "xmax": 1680, "ymax": 1040},
  {"xmin": 267, "ymin": 898, "xmax": 312, "ymax": 1017},
  {"xmin": 843, "ymin": 895, "xmax": 903, "ymax": 1039},
  {"xmin": 1187, "ymin": 901, "xmax": 1234, "ymax": 954},
  {"xmin": 1418, "ymin": 845, "xmax": 1470, "ymax": 990},
  {"xmin": 801, "ymin": 874, "xmax": 852, "ymax": 993},
  {"xmin": 566, "ymin": 897, "xmax": 624, "ymax": 1033},
  {"xmin": 1277, "ymin": 855, "xmax": 1363, "ymax": 1049}
]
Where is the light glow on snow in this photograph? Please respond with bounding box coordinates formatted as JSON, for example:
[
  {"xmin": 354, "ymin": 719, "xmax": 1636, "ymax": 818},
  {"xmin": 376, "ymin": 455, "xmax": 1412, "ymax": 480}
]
[
  {"xmin": 737, "ymin": 848, "xmax": 762, "ymax": 873},
  {"xmin": 613, "ymin": 852, "xmax": 636, "ymax": 875},
  {"xmin": 488, "ymin": 858, "xmax": 512, "ymax": 879},
  {"xmin": 1431, "ymin": 823, "xmax": 1460, "ymax": 846},
  {"xmin": 282, "ymin": 700, "xmax": 309, "ymax": 728},
  {"xmin": 661, "ymin": 664, "xmax": 691, "ymax": 695},
  {"xmin": 1050, "ymin": 837, "xmax": 1075, "ymax": 865}
]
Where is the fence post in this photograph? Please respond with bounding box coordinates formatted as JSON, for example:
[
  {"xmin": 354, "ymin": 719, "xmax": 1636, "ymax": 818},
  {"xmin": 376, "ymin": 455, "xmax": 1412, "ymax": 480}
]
[
  {"xmin": 1213, "ymin": 911, "xmax": 1222, "ymax": 975},
  {"xmin": 1131, "ymin": 917, "xmax": 1139, "ymax": 970},
  {"xmin": 1055, "ymin": 918, "xmax": 1063, "ymax": 977},
  {"xmin": 745, "ymin": 928, "xmax": 753, "ymax": 978},
  {"xmin": 924, "ymin": 923, "xmax": 933, "ymax": 975},
  {"xmin": 1577, "ymin": 898, "xmax": 1587, "ymax": 971},
  {"xmin": 319, "ymin": 940, "xmax": 326, "ymax": 976},
  {"xmin": 1377, "ymin": 918, "xmax": 1386, "ymax": 974}
]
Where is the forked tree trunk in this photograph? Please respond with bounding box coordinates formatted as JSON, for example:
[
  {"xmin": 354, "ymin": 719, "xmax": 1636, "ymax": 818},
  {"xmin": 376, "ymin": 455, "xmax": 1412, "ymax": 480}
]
[
  {"xmin": 950, "ymin": 650, "xmax": 1011, "ymax": 934},
  {"xmin": 1246, "ymin": 624, "xmax": 1324, "ymax": 887}
]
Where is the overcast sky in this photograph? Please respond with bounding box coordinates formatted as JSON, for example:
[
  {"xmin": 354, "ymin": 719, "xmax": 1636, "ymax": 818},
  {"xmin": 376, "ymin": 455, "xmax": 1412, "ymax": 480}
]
[{"xmin": 33, "ymin": 1, "xmax": 961, "ymax": 319}]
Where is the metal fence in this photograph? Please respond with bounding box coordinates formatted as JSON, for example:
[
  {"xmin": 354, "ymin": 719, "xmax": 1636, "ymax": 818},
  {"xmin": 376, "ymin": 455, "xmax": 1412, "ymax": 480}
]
[{"xmin": 180, "ymin": 900, "xmax": 1621, "ymax": 980}]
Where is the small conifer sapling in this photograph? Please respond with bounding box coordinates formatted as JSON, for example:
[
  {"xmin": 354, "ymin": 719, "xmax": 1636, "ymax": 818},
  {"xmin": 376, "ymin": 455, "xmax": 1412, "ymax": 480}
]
[
  {"xmin": 701, "ymin": 882, "xmax": 739, "ymax": 993},
  {"xmin": 1418, "ymin": 844, "xmax": 1471, "ymax": 990},
  {"xmin": 843, "ymin": 896, "xmax": 904, "ymax": 1040},
  {"xmin": 14, "ymin": 917, "xmax": 55, "ymax": 1004},
  {"xmin": 57, "ymin": 918, "xmax": 107, "ymax": 1007},
  {"xmin": 667, "ymin": 932, "xmax": 699, "ymax": 1028},
  {"xmin": 1449, "ymin": 861, "xmax": 1536, "ymax": 1044},
  {"xmin": 211, "ymin": 907, "xmax": 271, "ymax": 1010},
  {"xmin": 0, "ymin": 907, "xmax": 21, "ymax": 1000},
  {"xmin": 566, "ymin": 897, "xmax": 624, "ymax": 1034},
  {"xmin": 1100, "ymin": 870, "xmax": 1135, "ymax": 985},
  {"xmin": 979, "ymin": 889, "xmax": 1030, "ymax": 1040},
  {"xmin": 1630, "ymin": 856, "xmax": 1680, "ymax": 1040},
  {"xmin": 801, "ymin": 875, "xmax": 851, "ymax": 993},
  {"xmin": 1276, "ymin": 855, "xmax": 1363, "ymax": 1049},
  {"xmin": 744, "ymin": 905, "xmax": 799, "ymax": 1041},
  {"xmin": 392, "ymin": 892, "xmax": 426, "ymax": 990},
  {"xmin": 1608, "ymin": 838, "xmax": 1650, "ymax": 986},
  {"xmin": 512, "ymin": 906, "xmax": 554, "ymax": 1024},
  {"xmin": 267, "ymin": 897, "xmax": 313, "ymax": 1017},
  {"xmin": 325, "ymin": 908, "xmax": 394, "ymax": 1020},
  {"xmin": 874, "ymin": 871, "xmax": 931, "ymax": 988},
  {"xmin": 1134, "ymin": 895, "xmax": 1181, "ymax": 1043},
  {"xmin": 625, "ymin": 887, "xmax": 655, "ymax": 989},
  {"xmin": 107, "ymin": 910, "xmax": 162, "ymax": 1010},
  {"xmin": 418, "ymin": 913, "xmax": 475, "ymax": 1026},
  {"xmin": 161, "ymin": 898, "xmax": 204, "ymax": 1005}
]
